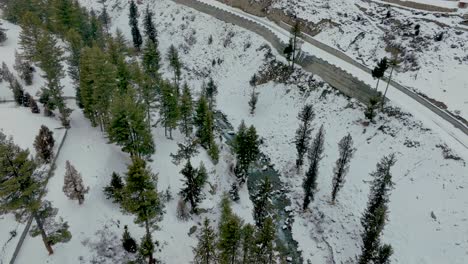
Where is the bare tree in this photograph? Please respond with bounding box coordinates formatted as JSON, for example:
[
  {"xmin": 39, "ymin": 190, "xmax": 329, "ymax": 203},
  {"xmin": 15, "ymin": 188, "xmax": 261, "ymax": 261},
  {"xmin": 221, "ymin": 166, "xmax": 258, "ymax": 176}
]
[{"xmin": 63, "ymin": 161, "xmax": 89, "ymax": 205}]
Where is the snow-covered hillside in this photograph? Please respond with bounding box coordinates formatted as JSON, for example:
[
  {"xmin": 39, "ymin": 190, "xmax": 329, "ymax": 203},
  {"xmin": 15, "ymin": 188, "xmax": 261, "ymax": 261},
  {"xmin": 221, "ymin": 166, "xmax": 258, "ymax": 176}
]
[
  {"xmin": 1, "ymin": 0, "xmax": 467, "ymax": 263},
  {"xmin": 265, "ymin": 0, "xmax": 468, "ymax": 119}
]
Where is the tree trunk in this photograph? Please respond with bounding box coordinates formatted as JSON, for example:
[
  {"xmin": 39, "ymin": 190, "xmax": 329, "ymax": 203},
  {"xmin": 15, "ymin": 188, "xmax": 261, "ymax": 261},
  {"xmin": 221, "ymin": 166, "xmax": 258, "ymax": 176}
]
[
  {"xmin": 33, "ymin": 212, "xmax": 54, "ymax": 255},
  {"xmin": 375, "ymin": 78, "xmax": 380, "ymax": 90},
  {"xmin": 381, "ymin": 66, "xmax": 394, "ymax": 110}
]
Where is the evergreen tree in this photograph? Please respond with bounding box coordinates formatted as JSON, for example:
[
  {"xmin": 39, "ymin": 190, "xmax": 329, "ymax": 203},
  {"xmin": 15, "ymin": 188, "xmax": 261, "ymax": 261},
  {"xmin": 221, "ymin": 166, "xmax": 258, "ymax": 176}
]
[
  {"xmin": 331, "ymin": 133, "xmax": 355, "ymax": 203},
  {"xmin": 33, "ymin": 125, "xmax": 55, "ymax": 163},
  {"xmin": 179, "ymin": 83, "xmax": 194, "ymax": 138},
  {"xmin": 381, "ymin": 58, "xmax": 399, "ymax": 110},
  {"xmin": 139, "ymin": 233, "xmax": 156, "ymax": 264},
  {"xmin": 36, "ymin": 31, "xmax": 71, "ymax": 127},
  {"xmin": 88, "ymin": 9, "xmax": 104, "ymax": 47},
  {"xmin": 180, "ymin": 160, "xmax": 202, "ymax": 213},
  {"xmin": 108, "ymin": 90, "xmax": 155, "ymax": 158},
  {"xmin": 167, "ymin": 45, "xmax": 182, "ymax": 89},
  {"xmin": 98, "ymin": 5, "xmax": 111, "ymax": 34},
  {"xmin": 121, "ymin": 157, "xmax": 161, "ymax": 264},
  {"xmin": 294, "ymin": 104, "xmax": 315, "ymax": 170},
  {"xmin": 159, "ymin": 81, "xmax": 180, "ymax": 139},
  {"xmin": 9, "ymin": 78, "xmax": 25, "ymax": 106},
  {"xmin": 253, "ymin": 177, "xmax": 273, "ymax": 228},
  {"xmin": 0, "ymin": 21, "xmax": 7, "ymax": 43},
  {"xmin": 248, "ymin": 88, "xmax": 258, "ymax": 115},
  {"xmin": 241, "ymin": 224, "xmax": 256, "ymax": 264},
  {"xmin": 62, "ymin": 160, "xmax": 89, "ymax": 205},
  {"xmin": 18, "ymin": 12, "xmax": 42, "ymax": 61},
  {"xmin": 193, "ymin": 218, "xmax": 218, "ymax": 264},
  {"xmin": 104, "ymin": 172, "xmax": 125, "ymax": 203},
  {"xmin": 122, "ymin": 225, "xmax": 138, "ymax": 253},
  {"xmin": 302, "ymin": 125, "xmax": 325, "ymax": 210},
  {"xmin": 143, "ymin": 5, "xmax": 157, "ymax": 44},
  {"xmin": 195, "ymin": 95, "xmax": 209, "ymax": 129},
  {"xmin": 107, "ymin": 28, "xmax": 129, "ymax": 64},
  {"xmin": 128, "ymin": 0, "xmax": 142, "ymax": 51},
  {"xmin": 0, "ymin": 133, "xmax": 57, "ymax": 254},
  {"xmin": 170, "ymin": 138, "xmax": 200, "ymax": 165},
  {"xmin": 204, "ymin": 77, "xmax": 218, "ymax": 109},
  {"xmin": 218, "ymin": 196, "xmax": 243, "ymax": 264},
  {"xmin": 255, "ymin": 217, "xmax": 276, "ymax": 264},
  {"xmin": 52, "ymin": 0, "xmax": 79, "ymax": 34},
  {"xmin": 142, "ymin": 39, "xmax": 160, "ymax": 78},
  {"xmin": 358, "ymin": 154, "xmax": 396, "ymax": 264},
  {"xmin": 365, "ymin": 97, "xmax": 379, "ymax": 122},
  {"xmin": 289, "ymin": 21, "xmax": 301, "ymax": 70},
  {"xmin": 14, "ymin": 51, "xmax": 34, "ymax": 85},
  {"xmin": 23, "ymin": 92, "xmax": 32, "ymax": 107},
  {"xmin": 30, "ymin": 96, "xmax": 40, "ymax": 114},
  {"xmin": 371, "ymin": 57, "xmax": 388, "ymax": 90},
  {"xmin": 66, "ymin": 29, "xmax": 84, "ymax": 107},
  {"xmin": 79, "ymin": 46, "xmax": 117, "ymax": 129},
  {"xmin": 133, "ymin": 64, "xmax": 157, "ymax": 126},
  {"xmin": 233, "ymin": 121, "xmax": 260, "ymax": 181}
]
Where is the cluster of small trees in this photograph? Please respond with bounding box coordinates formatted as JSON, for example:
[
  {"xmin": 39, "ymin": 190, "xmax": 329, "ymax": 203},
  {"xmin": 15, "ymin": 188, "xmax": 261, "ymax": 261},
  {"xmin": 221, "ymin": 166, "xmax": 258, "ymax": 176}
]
[
  {"xmin": 104, "ymin": 157, "xmax": 162, "ymax": 263},
  {"xmin": 1, "ymin": 62, "xmax": 40, "ymax": 113},
  {"xmin": 192, "ymin": 195, "xmax": 277, "ymax": 264}
]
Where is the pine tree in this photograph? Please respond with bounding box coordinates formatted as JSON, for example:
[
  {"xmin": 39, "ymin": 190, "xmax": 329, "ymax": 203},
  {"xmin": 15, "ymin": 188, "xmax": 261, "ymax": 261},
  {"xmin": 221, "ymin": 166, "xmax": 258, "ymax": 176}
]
[
  {"xmin": 159, "ymin": 81, "xmax": 180, "ymax": 139},
  {"xmin": 218, "ymin": 196, "xmax": 243, "ymax": 264},
  {"xmin": 33, "ymin": 125, "xmax": 55, "ymax": 163},
  {"xmin": 180, "ymin": 160, "xmax": 202, "ymax": 213},
  {"xmin": 129, "ymin": 0, "xmax": 142, "ymax": 51},
  {"xmin": 302, "ymin": 125, "xmax": 325, "ymax": 210},
  {"xmin": 18, "ymin": 12, "xmax": 42, "ymax": 61},
  {"xmin": 139, "ymin": 233, "xmax": 155, "ymax": 264},
  {"xmin": 0, "ymin": 132, "xmax": 62, "ymax": 254},
  {"xmin": 98, "ymin": 5, "xmax": 111, "ymax": 34},
  {"xmin": 52, "ymin": 0, "xmax": 79, "ymax": 34},
  {"xmin": 122, "ymin": 225, "xmax": 138, "ymax": 253},
  {"xmin": 253, "ymin": 177, "xmax": 273, "ymax": 228},
  {"xmin": 331, "ymin": 133, "xmax": 355, "ymax": 203},
  {"xmin": 23, "ymin": 92, "xmax": 32, "ymax": 107},
  {"xmin": 108, "ymin": 90, "xmax": 155, "ymax": 158},
  {"xmin": 143, "ymin": 5, "xmax": 157, "ymax": 44},
  {"xmin": 294, "ymin": 104, "xmax": 315, "ymax": 170},
  {"xmin": 381, "ymin": 58, "xmax": 399, "ymax": 110},
  {"xmin": 241, "ymin": 224, "xmax": 256, "ymax": 264},
  {"xmin": 104, "ymin": 172, "xmax": 124, "ymax": 203},
  {"xmin": 0, "ymin": 21, "xmax": 7, "ymax": 43},
  {"xmin": 80, "ymin": 45, "xmax": 117, "ymax": 129},
  {"xmin": 248, "ymin": 88, "xmax": 258, "ymax": 115},
  {"xmin": 365, "ymin": 97, "xmax": 379, "ymax": 122},
  {"xmin": 204, "ymin": 77, "xmax": 218, "ymax": 109},
  {"xmin": 30, "ymin": 95, "xmax": 40, "ymax": 114},
  {"xmin": 179, "ymin": 83, "xmax": 194, "ymax": 138},
  {"xmin": 358, "ymin": 154, "xmax": 396, "ymax": 264},
  {"xmin": 121, "ymin": 157, "xmax": 161, "ymax": 264},
  {"xmin": 233, "ymin": 121, "xmax": 260, "ymax": 181},
  {"xmin": 167, "ymin": 45, "xmax": 182, "ymax": 89},
  {"xmin": 36, "ymin": 31, "xmax": 71, "ymax": 127},
  {"xmin": 371, "ymin": 57, "xmax": 388, "ymax": 90},
  {"xmin": 193, "ymin": 218, "xmax": 218, "ymax": 264},
  {"xmin": 62, "ymin": 161, "xmax": 89, "ymax": 205},
  {"xmin": 290, "ymin": 21, "xmax": 301, "ymax": 70},
  {"xmin": 14, "ymin": 51, "xmax": 34, "ymax": 85},
  {"xmin": 66, "ymin": 29, "xmax": 84, "ymax": 107},
  {"xmin": 254, "ymin": 217, "xmax": 276, "ymax": 264},
  {"xmin": 142, "ymin": 39, "xmax": 160, "ymax": 78},
  {"xmin": 133, "ymin": 64, "xmax": 157, "ymax": 126},
  {"xmin": 9, "ymin": 78, "xmax": 25, "ymax": 106}
]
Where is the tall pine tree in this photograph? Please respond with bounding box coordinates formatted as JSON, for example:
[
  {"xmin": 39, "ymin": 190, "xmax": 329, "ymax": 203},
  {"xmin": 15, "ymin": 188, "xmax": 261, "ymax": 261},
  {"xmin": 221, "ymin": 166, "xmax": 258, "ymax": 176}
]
[
  {"xmin": 294, "ymin": 104, "xmax": 315, "ymax": 171},
  {"xmin": 302, "ymin": 125, "xmax": 325, "ymax": 210},
  {"xmin": 128, "ymin": 0, "xmax": 142, "ymax": 51},
  {"xmin": 331, "ymin": 133, "xmax": 355, "ymax": 203},
  {"xmin": 193, "ymin": 218, "xmax": 218, "ymax": 264}
]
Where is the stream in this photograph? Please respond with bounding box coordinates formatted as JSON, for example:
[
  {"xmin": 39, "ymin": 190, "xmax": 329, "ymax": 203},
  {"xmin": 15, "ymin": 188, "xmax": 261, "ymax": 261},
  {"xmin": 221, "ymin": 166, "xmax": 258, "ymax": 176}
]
[{"xmin": 214, "ymin": 111, "xmax": 303, "ymax": 263}]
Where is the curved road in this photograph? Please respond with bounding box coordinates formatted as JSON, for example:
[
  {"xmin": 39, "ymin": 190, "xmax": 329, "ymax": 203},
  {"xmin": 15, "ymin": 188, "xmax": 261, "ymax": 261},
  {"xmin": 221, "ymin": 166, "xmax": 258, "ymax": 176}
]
[{"xmin": 173, "ymin": 0, "xmax": 468, "ymax": 158}]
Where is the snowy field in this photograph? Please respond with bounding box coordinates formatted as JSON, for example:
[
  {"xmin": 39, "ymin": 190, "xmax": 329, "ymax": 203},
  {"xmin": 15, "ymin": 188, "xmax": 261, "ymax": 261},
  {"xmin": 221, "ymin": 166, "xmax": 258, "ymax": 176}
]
[{"xmin": 1, "ymin": 0, "xmax": 468, "ymax": 263}]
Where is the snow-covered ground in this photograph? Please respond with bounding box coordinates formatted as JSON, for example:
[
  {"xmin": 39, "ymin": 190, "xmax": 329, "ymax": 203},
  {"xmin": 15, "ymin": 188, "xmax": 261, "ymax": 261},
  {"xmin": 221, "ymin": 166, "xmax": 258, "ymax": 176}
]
[
  {"xmin": 1, "ymin": 0, "xmax": 467, "ymax": 263},
  {"xmin": 270, "ymin": 0, "xmax": 468, "ymax": 119}
]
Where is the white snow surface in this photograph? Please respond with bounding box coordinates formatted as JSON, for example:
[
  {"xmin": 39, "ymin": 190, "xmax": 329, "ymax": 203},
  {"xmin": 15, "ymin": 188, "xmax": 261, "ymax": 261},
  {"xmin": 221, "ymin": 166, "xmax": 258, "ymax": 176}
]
[{"xmin": 0, "ymin": 0, "xmax": 467, "ymax": 263}]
